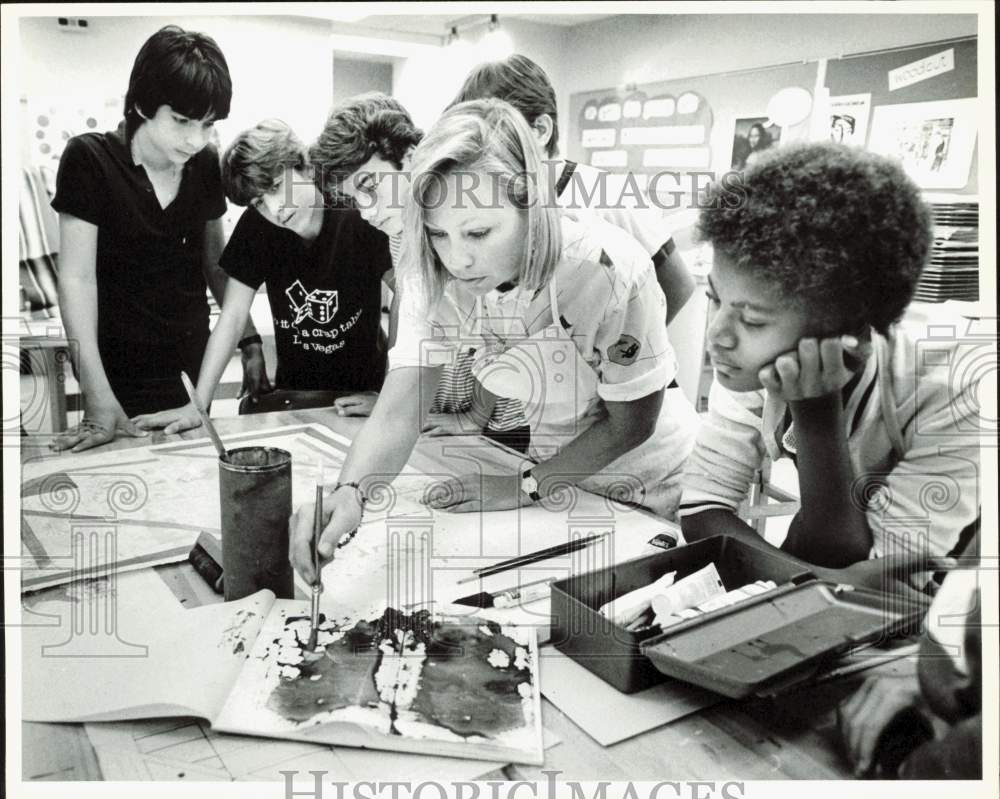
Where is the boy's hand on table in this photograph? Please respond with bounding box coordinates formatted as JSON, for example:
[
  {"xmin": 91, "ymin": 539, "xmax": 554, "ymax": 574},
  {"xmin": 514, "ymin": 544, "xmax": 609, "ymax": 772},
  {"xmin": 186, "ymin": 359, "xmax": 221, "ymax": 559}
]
[
  {"xmin": 421, "ymin": 412, "xmax": 475, "ymax": 437},
  {"xmin": 289, "ymin": 488, "xmax": 364, "ymax": 584},
  {"xmin": 758, "ymin": 335, "xmax": 872, "ymax": 402},
  {"xmin": 424, "ymin": 473, "xmax": 528, "ymax": 513},
  {"xmin": 49, "ymin": 403, "xmax": 148, "ymax": 452},
  {"xmin": 812, "ymin": 552, "xmax": 957, "ymax": 598},
  {"xmin": 333, "ymin": 392, "xmax": 379, "ymax": 417},
  {"xmin": 132, "ymin": 403, "xmax": 203, "ymax": 435},
  {"xmin": 837, "ymin": 672, "xmax": 925, "ymax": 777},
  {"xmin": 239, "ymin": 342, "xmax": 273, "ymax": 399}
]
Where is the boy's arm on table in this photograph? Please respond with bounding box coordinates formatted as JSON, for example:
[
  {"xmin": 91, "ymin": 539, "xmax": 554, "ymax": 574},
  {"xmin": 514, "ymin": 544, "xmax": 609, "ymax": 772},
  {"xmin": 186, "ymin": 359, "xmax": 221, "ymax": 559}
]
[
  {"xmin": 133, "ymin": 278, "xmax": 258, "ymax": 433},
  {"xmin": 201, "ymin": 218, "xmax": 268, "ymax": 394},
  {"xmin": 427, "ymin": 388, "xmax": 662, "ymax": 512},
  {"xmin": 50, "ymin": 214, "xmax": 147, "ymax": 452},
  {"xmin": 681, "ymin": 352, "xmax": 951, "ymax": 593},
  {"xmin": 289, "ymin": 365, "xmax": 441, "ymax": 583},
  {"xmin": 758, "ymin": 337, "xmax": 876, "ymax": 566},
  {"xmin": 780, "ymin": 392, "xmax": 872, "ymax": 566},
  {"xmin": 682, "ymin": 507, "xmax": 951, "ymax": 596}
]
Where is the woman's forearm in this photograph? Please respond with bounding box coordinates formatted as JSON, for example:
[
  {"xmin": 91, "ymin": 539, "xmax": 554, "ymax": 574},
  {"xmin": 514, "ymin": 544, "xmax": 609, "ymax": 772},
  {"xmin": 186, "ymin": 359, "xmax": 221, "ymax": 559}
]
[
  {"xmin": 338, "ymin": 367, "xmax": 437, "ymax": 496},
  {"xmin": 531, "ymin": 390, "xmax": 662, "ymax": 489}
]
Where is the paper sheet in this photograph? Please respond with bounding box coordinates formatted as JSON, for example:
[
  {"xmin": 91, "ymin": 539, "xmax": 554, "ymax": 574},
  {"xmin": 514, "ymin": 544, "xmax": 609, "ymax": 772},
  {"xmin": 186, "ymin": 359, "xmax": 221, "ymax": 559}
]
[
  {"xmin": 22, "ymin": 570, "xmax": 271, "ymax": 723},
  {"xmin": 20, "ymin": 424, "xmax": 371, "ymax": 591},
  {"xmin": 86, "ymin": 718, "xmax": 564, "ymax": 781},
  {"xmin": 213, "ymin": 600, "xmax": 545, "ymax": 765},
  {"xmin": 538, "ymin": 646, "xmax": 717, "ymax": 746}
]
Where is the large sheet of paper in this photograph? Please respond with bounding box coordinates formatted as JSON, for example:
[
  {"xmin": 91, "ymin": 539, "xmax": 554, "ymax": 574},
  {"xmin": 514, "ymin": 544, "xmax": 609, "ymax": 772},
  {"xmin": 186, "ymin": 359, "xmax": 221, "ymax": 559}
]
[
  {"xmin": 22, "ymin": 570, "xmax": 269, "ymax": 723},
  {"xmin": 538, "ymin": 646, "xmax": 717, "ymax": 746},
  {"xmin": 22, "ymin": 569, "xmax": 546, "ymax": 765},
  {"xmin": 19, "ymin": 425, "xmax": 382, "ymax": 591},
  {"xmin": 214, "ymin": 600, "xmax": 545, "ymax": 764}
]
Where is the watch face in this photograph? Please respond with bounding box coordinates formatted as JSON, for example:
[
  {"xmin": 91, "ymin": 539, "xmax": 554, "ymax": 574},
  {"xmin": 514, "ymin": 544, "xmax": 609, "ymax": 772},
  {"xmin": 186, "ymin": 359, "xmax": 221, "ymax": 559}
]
[{"xmin": 521, "ymin": 474, "xmax": 539, "ymax": 494}]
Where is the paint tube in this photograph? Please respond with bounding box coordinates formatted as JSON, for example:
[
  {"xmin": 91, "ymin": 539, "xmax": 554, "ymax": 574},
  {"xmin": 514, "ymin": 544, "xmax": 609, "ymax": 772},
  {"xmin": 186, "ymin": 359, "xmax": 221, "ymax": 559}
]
[
  {"xmin": 649, "ymin": 563, "xmax": 726, "ymax": 621},
  {"xmin": 654, "ymin": 579, "xmax": 778, "ymax": 628},
  {"xmin": 598, "ymin": 570, "xmax": 677, "ymax": 627},
  {"xmin": 493, "ymin": 583, "xmax": 552, "ymax": 609}
]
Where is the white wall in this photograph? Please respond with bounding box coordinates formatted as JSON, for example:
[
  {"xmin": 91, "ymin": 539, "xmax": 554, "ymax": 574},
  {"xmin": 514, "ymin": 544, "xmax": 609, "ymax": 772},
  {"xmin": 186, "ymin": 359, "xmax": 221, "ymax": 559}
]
[
  {"xmin": 17, "ymin": 13, "xmax": 335, "ymax": 158},
  {"xmin": 394, "ymin": 18, "xmax": 569, "ymax": 140},
  {"xmin": 557, "ymin": 12, "xmax": 977, "ymax": 109},
  {"xmin": 333, "ymin": 57, "xmax": 394, "ymax": 109}
]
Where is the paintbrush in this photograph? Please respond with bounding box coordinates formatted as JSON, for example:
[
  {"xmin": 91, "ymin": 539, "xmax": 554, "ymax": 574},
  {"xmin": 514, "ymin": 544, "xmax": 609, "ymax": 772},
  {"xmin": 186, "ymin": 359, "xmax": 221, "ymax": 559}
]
[
  {"xmin": 306, "ymin": 458, "xmax": 324, "ymax": 652},
  {"xmin": 180, "ymin": 371, "xmax": 228, "ymax": 462},
  {"xmin": 455, "ymin": 532, "xmax": 609, "ymax": 585},
  {"xmin": 451, "ymin": 576, "xmax": 555, "ymax": 609}
]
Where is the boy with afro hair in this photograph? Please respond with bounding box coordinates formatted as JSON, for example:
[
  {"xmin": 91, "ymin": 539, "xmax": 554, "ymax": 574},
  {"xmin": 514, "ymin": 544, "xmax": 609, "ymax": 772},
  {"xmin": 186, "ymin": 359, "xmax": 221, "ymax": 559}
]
[{"xmin": 680, "ymin": 142, "xmax": 980, "ymax": 590}]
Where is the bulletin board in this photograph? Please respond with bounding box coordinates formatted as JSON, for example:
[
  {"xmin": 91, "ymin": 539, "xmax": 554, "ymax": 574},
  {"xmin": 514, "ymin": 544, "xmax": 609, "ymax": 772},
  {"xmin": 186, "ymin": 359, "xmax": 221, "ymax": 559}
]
[
  {"xmin": 567, "ymin": 60, "xmax": 820, "ymax": 214},
  {"xmin": 824, "ymin": 37, "xmax": 978, "ymax": 194}
]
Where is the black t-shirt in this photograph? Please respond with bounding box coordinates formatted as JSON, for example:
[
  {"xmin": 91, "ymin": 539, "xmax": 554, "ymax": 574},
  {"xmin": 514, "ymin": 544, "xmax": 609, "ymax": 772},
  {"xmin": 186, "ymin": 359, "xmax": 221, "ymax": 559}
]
[
  {"xmin": 220, "ymin": 206, "xmax": 392, "ymax": 392},
  {"xmin": 51, "ymin": 124, "xmax": 226, "ymax": 354}
]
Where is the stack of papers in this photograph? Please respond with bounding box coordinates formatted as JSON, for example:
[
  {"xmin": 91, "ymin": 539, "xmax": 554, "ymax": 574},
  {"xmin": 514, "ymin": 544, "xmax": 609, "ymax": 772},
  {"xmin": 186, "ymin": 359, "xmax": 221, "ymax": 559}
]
[{"xmin": 916, "ymin": 200, "xmax": 979, "ymax": 303}]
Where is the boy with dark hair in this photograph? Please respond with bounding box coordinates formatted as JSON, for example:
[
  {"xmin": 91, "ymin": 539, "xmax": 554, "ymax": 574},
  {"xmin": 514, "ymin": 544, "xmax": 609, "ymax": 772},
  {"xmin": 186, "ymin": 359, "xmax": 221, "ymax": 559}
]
[
  {"xmin": 452, "ymin": 54, "xmax": 696, "ymax": 329},
  {"xmin": 310, "ymin": 93, "xmax": 531, "ymax": 451},
  {"xmin": 680, "ymin": 142, "xmax": 980, "ymax": 585},
  {"xmin": 134, "ymin": 119, "xmax": 394, "ymax": 434},
  {"xmin": 51, "ymin": 25, "xmax": 260, "ymax": 451}
]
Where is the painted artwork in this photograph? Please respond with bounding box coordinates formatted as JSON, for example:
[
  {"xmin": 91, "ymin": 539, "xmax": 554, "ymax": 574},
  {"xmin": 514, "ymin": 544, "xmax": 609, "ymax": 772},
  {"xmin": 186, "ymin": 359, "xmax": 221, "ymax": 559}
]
[
  {"xmin": 867, "ymin": 98, "xmax": 978, "ymax": 190},
  {"xmin": 215, "ymin": 602, "xmax": 544, "ymax": 763},
  {"xmin": 23, "ymin": 570, "xmax": 544, "ymax": 765},
  {"xmin": 730, "ymin": 116, "xmax": 782, "ymax": 171}
]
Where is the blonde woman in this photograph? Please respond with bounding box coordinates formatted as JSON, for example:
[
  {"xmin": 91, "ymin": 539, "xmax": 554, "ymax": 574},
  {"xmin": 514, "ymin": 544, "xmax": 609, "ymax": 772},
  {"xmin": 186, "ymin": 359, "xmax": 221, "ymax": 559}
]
[{"xmin": 290, "ymin": 99, "xmax": 697, "ymax": 582}]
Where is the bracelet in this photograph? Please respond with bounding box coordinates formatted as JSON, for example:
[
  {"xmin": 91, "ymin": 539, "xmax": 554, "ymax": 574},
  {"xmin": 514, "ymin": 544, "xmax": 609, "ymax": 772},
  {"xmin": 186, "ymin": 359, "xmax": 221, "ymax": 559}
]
[
  {"xmin": 331, "ymin": 482, "xmax": 366, "ymax": 550},
  {"xmin": 333, "ymin": 481, "xmax": 368, "ymax": 507},
  {"xmin": 238, "ymin": 334, "xmax": 263, "ymax": 351},
  {"xmin": 336, "ymin": 528, "xmax": 359, "ymax": 550}
]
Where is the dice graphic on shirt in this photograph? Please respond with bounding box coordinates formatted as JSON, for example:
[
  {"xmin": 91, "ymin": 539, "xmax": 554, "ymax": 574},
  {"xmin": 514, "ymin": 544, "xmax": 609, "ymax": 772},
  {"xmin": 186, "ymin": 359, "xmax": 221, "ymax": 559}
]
[
  {"xmin": 308, "ymin": 290, "xmax": 339, "ymax": 324},
  {"xmin": 286, "ymin": 280, "xmax": 309, "ymax": 309}
]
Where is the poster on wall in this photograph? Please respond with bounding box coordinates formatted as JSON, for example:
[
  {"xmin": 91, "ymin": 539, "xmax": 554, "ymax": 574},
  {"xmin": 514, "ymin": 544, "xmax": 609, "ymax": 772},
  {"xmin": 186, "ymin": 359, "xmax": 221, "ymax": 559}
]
[
  {"xmin": 730, "ymin": 116, "xmax": 781, "ymax": 170},
  {"xmin": 826, "ymin": 93, "xmax": 871, "ymax": 145},
  {"xmin": 577, "ymin": 90, "xmax": 713, "ymax": 176},
  {"xmin": 867, "ymin": 98, "xmax": 978, "ymax": 190}
]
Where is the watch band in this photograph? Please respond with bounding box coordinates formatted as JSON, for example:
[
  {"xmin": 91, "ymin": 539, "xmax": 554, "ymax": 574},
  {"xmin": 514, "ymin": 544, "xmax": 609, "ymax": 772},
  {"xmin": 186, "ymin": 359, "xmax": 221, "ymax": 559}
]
[
  {"xmin": 521, "ymin": 468, "xmax": 541, "ymax": 502},
  {"xmin": 238, "ymin": 334, "xmax": 263, "ymax": 351}
]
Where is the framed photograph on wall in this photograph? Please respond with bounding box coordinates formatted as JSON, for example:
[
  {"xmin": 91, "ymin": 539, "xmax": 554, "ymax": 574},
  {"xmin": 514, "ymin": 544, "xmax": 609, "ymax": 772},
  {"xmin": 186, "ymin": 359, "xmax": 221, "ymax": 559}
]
[
  {"xmin": 867, "ymin": 98, "xmax": 978, "ymax": 190},
  {"xmin": 730, "ymin": 116, "xmax": 781, "ymax": 170}
]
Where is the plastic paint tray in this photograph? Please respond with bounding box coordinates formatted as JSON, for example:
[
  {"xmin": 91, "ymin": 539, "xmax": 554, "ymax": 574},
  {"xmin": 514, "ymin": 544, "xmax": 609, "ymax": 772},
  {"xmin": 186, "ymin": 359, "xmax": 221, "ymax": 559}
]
[
  {"xmin": 640, "ymin": 580, "xmax": 926, "ymax": 698},
  {"xmin": 550, "ymin": 534, "xmax": 929, "ymax": 697},
  {"xmin": 549, "ymin": 535, "xmax": 814, "ymax": 694}
]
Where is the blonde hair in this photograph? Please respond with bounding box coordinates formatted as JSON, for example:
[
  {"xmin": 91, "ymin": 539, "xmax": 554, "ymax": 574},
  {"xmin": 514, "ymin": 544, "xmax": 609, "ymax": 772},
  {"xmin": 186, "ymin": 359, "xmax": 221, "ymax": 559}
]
[{"xmin": 400, "ymin": 98, "xmax": 561, "ymax": 308}]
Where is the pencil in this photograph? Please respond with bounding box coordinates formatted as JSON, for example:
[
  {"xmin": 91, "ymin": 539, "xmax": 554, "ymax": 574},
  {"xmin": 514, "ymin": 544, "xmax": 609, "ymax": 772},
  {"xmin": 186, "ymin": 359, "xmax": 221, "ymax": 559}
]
[{"xmin": 455, "ymin": 532, "xmax": 609, "ymax": 584}]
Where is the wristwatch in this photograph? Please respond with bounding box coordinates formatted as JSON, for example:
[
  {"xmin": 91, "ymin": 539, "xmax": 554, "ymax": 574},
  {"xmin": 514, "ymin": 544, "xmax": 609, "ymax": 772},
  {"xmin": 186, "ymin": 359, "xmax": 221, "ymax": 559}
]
[{"xmin": 520, "ymin": 468, "xmax": 541, "ymax": 503}]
